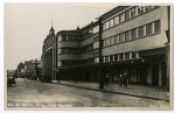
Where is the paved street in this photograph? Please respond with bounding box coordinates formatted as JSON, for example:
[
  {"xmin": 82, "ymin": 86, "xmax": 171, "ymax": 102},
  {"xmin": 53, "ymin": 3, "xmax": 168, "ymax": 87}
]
[{"xmin": 7, "ymin": 78, "xmax": 169, "ymax": 108}]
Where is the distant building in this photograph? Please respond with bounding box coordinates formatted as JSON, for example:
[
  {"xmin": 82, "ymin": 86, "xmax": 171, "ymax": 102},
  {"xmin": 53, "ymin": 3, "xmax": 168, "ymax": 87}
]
[
  {"xmin": 7, "ymin": 70, "xmax": 15, "ymax": 78},
  {"xmin": 20, "ymin": 59, "xmax": 41, "ymax": 79},
  {"xmin": 41, "ymin": 26, "xmax": 55, "ymax": 82}
]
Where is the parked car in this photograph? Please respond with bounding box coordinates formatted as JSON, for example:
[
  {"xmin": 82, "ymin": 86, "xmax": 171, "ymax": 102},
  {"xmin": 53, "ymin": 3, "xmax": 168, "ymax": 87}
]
[{"xmin": 7, "ymin": 77, "xmax": 16, "ymax": 87}]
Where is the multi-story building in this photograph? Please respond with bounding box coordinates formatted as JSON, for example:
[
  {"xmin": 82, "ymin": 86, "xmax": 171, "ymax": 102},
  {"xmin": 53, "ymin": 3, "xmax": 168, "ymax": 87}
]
[
  {"xmin": 100, "ymin": 6, "xmax": 170, "ymax": 88},
  {"xmin": 54, "ymin": 22, "xmax": 100, "ymax": 82},
  {"xmin": 42, "ymin": 6, "xmax": 170, "ymax": 88},
  {"xmin": 41, "ymin": 26, "xmax": 56, "ymax": 82}
]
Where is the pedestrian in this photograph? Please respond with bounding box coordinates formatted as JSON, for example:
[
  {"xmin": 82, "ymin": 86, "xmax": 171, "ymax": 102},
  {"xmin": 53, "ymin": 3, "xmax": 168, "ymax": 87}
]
[
  {"xmin": 123, "ymin": 72, "xmax": 128, "ymax": 88},
  {"xmin": 119, "ymin": 73, "xmax": 123, "ymax": 87},
  {"xmin": 105, "ymin": 73, "xmax": 110, "ymax": 88}
]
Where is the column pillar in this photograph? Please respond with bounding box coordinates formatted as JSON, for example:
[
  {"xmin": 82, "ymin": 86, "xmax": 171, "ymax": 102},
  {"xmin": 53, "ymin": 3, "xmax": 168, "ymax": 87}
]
[
  {"xmin": 147, "ymin": 64, "xmax": 152, "ymax": 85},
  {"xmin": 158, "ymin": 63, "xmax": 162, "ymax": 87}
]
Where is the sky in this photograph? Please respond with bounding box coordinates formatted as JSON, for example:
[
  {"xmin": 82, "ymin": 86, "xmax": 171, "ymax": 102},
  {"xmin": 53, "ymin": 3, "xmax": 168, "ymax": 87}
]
[{"xmin": 4, "ymin": 3, "xmax": 117, "ymax": 70}]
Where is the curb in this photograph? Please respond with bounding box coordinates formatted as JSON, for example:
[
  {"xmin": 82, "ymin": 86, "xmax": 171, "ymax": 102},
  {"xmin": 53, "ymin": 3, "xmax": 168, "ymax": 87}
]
[{"xmin": 54, "ymin": 82, "xmax": 169, "ymax": 102}]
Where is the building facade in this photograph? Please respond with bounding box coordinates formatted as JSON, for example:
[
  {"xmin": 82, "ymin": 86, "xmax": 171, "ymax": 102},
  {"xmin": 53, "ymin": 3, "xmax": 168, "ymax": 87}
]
[
  {"xmin": 42, "ymin": 6, "xmax": 170, "ymax": 88},
  {"xmin": 41, "ymin": 26, "xmax": 56, "ymax": 82},
  {"xmin": 100, "ymin": 6, "xmax": 169, "ymax": 87}
]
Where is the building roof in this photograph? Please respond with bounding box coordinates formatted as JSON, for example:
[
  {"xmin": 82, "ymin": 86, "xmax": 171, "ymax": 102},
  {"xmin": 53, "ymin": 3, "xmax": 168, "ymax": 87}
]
[{"xmin": 99, "ymin": 6, "xmax": 128, "ymax": 20}]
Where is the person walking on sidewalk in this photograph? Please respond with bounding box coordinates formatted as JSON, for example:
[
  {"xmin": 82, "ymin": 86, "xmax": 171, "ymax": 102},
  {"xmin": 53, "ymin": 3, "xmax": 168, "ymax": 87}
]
[
  {"xmin": 105, "ymin": 73, "xmax": 110, "ymax": 89},
  {"xmin": 123, "ymin": 72, "xmax": 128, "ymax": 88},
  {"xmin": 119, "ymin": 73, "xmax": 123, "ymax": 87}
]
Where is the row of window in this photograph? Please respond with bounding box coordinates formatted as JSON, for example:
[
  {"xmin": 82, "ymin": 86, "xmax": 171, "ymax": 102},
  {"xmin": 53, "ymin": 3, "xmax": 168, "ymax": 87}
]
[
  {"xmin": 103, "ymin": 6, "xmax": 158, "ymax": 30},
  {"xmin": 57, "ymin": 34, "xmax": 79, "ymax": 42},
  {"xmin": 58, "ymin": 58, "xmax": 94, "ymax": 66},
  {"xmin": 57, "ymin": 48, "xmax": 79, "ymax": 54},
  {"xmin": 103, "ymin": 52, "xmax": 140, "ymax": 63},
  {"xmin": 103, "ymin": 20, "xmax": 160, "ymax": 47}
]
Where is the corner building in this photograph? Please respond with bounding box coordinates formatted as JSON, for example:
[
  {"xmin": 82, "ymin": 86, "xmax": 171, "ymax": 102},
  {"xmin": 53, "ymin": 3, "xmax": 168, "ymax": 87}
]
[
  {"xmin": 53, "ymin": 22, "xmax": 100, "ymax": 82},
  {"xmin": 100, "ymin": 6, "xmax": 170, "ymax": 87}
]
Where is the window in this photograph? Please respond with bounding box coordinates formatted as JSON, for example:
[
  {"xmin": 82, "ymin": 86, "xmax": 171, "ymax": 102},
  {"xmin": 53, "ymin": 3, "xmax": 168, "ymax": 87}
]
[
  {"xmin": 119, "ymin": 13, "xmax": 125, "ymax": 23},
  {"xmin": 136, "ymin": 52, "xmax": 140, "ymax": 58},
  {"xmin": 138, "ymin": 6, "xmax": 146, "ymax": 14},
  {"xmin": 103, "ymin": 56, "xmax": 105, "ymax": 63},
  {"xmin": 103, "ymin": 23, "xmax": 106, "ymax": 30},
  {"xmin": 106, "ymin": 21, "xmax": 109, "ymax": 29},
  {"xmin": 131, "ymin": 7, "xmax": 138, "ymax": 18},
  {"xmin": 146, "ymin": 6, "xmax": 155, "ymax": 11},
  {"xmin": 94, "ymin": 57, "xmax": 99, "ymax": 63},
  {"xmin": 114, "ymin": 35, "xmax": 119, "ymax": 44},
  {"xmin": 125, "ymin": 10, "xmax": 131, "ymax": 20},
  {"xmin": 132, "ymin": 52, "xmax": 136, "ymax": 59},
  {"xmin": 146, "ymin": 23, "xmax": 153, "ymax": 35},
  {"xmin": 110, "ymin": 55, "xmax": 113, "ymax": 62},
  {"xmin": 114, "ymin": 54, "xmax": 118, "ymax": 61},
  {"xmin": 92, "ymin": 25, "xmax": 99, "ymax": 33},
  {"xmin": 93, "ymin": 42, "xmax": 99, "ymax": 49},
  {"xmin": 111, "ymin": 37, "xmax": 114, "ymax": 45},
  {"xmin": 106, "ymin": 39, "xmax": 110, "ymax": 46},
  {"xmin": 109, "ymin": 19, "xmax": 114, "ymax": 28},
  {"xmin": 131, "ymin": 28, "xmax": 137, "ymax": 40},
  {"xmin": 138, "ymin": 26, "xmax": 144, "ymax": 38},
  {"xmin": 114, "ymin": 16, "xmax": 119, "ymax": 25},
  {"xmin": 125, "ymin": 52, "xmax": 130, "ymax": 60},
  {"xmin": 58, "ymin": 35, "xmax": 62, "ymax": 41},
  {"xmin": 119, "ymin": 33, "xmax": 125, "ymax": 43},
  {"xmin": 119, "ymin": 54, "xmax": 124, "ymax": 60},
  {"xmin": 154, "ymin": 20, "xmax": 160, "ymax": 34},
  {"xmin": 57, "ymin": 49, "xmax": 61, "ymax": 54},
  {"xmin": 58, "ymin": 61, "xmax": 62, "ymax": 66},
  {"xmin": 125, "ymin": 31, "xmax": 131, "ymax": 41},
  {"xmin": 103, "ymin": 40, "xmax": 106, "ymax": 47},
  {"xmin": 105, "ymin": 56, "xmax": 108, "ymax": 62}
]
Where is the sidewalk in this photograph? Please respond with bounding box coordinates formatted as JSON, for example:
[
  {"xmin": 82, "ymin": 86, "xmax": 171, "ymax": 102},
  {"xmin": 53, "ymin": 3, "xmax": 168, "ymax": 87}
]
[{"xmin": 58, "ymin": 80, "xmax": 169, "ymax": 101}]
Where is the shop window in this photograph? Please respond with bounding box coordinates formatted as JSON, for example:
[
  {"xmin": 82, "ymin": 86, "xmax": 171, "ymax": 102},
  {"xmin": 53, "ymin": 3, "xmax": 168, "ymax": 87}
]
[
  {"xmin": 154, "ymin": 20, "xmax": 160, "ymax": 34},
  {"xmin": 125, "ymin": 52, "xmax": 130, "ymax": 60},
  {"xmin": 132, "ymin": 52, "xmax": 136, "ymax": 59},
  {"xmin": 114, "ymin": 54, "xmax": 118, "ymax": 61},
  {"xmin": 119, "ymin": 54, "xmax": 124, "ymax": 60},
  {"xmin": 105, "ymin": 56, "xmax": 108, "ymax": 62},
  {"xmin": 109, "ymin": 55, "xmax": 113, "ymax": 62}
]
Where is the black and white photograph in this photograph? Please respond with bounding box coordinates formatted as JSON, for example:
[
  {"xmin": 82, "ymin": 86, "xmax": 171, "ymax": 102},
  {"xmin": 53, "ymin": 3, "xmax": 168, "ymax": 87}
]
[{"xmin": 3, "ymin": 3, "xmax": 173, "ymax": 110}]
